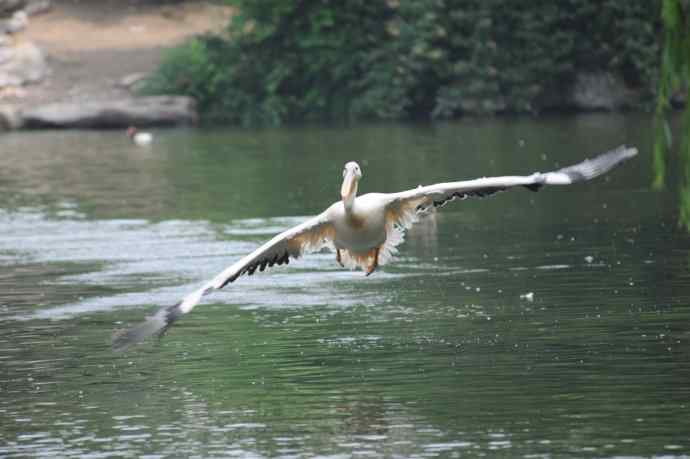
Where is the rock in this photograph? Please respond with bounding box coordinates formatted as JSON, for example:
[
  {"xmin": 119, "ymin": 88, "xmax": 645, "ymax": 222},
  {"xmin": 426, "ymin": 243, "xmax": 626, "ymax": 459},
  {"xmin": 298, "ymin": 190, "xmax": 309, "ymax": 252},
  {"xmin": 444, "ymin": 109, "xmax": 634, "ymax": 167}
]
[
  {"xmin": 0, "ymin": 85, "xmax": 26, "ymax": 97},
  {"xmin": 0, "ymin": 41, "xmax": 47, "ymax": 87},
  {"xmin": 0, "ymin": 104, "xmax": 22, "ymax": 129},
  {"xmin": 0, "ymin": 10, "xmax": 28, "ymax": 34},
  {"xmin": 0, "ymin": 0, "xmax": 26, "ymax": 17},
  {"xmin": 117, "ymin": 72, "xmax": 149, "ymax": 91},
  {"xmin": 21, "ymin": 96, "xmax": 199, "ymax": 129},
  {"xmin": 25, "ymin": 0, "xmax": 50, "ymax": 16},
  {"xmin": 570, "ymin": 72, "xmax": 637, "ymax": 111}
]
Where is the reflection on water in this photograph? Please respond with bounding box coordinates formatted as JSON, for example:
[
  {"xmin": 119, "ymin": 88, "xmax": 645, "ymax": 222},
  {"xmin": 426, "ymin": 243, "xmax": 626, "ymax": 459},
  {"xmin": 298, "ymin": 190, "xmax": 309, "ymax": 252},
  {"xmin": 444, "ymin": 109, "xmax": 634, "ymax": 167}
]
[{"xmin": 1, "ymin": 114, "xmax": 690, "ymax": 458}]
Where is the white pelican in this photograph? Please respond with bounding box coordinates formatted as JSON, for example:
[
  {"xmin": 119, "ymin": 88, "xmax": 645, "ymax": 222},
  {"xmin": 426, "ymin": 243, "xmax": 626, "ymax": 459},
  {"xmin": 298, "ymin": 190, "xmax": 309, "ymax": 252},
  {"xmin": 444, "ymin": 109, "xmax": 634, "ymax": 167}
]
[
  {"xmin": 127, "ymin": 126, "xmax": 153, "ymax": 146},
  {"xmin": 113, "ymin": 145, "xmax": 637, "ymax": 350}
]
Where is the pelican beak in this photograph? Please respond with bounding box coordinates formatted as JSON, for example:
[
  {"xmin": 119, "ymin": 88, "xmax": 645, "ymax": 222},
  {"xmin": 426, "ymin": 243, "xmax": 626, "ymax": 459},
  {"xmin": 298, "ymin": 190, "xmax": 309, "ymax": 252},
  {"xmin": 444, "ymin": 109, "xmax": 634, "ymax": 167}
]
[{"xmin": 340, "ymin": 169, "xmax": 357, "ymax": 200}]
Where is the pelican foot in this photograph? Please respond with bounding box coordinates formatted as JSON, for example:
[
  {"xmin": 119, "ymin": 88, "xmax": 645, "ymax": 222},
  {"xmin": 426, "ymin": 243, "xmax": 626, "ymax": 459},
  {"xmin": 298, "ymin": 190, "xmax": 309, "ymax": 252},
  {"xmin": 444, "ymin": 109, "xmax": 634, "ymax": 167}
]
[{"xmin": 365, "ymin": 248, "xmax": 380, "ymax": 276}]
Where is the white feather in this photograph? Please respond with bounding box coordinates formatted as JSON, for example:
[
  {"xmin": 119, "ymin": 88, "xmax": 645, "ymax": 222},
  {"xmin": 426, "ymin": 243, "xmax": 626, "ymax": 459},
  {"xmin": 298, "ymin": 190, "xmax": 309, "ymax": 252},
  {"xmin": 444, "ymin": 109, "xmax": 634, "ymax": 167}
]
[{"xmin": 133, "ymin": 132, "xmax": 153, "ymax": 146}]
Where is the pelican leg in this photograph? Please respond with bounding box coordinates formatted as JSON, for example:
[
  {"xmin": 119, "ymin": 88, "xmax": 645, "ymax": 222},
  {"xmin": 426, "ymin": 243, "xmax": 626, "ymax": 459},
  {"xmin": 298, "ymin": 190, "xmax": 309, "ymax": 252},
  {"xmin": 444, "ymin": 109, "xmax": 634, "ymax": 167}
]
[
  {"xmin": 365, "ymin": 247, "xmax": 380, "ymax": 276},
  {"xmin": 336, "ymin": 249, "xmax": 344, "ymax": 267}
]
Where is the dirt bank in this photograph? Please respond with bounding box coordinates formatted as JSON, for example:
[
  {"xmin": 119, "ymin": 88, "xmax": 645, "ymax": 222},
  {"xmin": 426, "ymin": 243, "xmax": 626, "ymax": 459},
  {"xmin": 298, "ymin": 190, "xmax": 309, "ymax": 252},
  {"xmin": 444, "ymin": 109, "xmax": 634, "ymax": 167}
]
[{"xmin": 4, "ymin": 0, "xmax": 233, "ymax": 106}]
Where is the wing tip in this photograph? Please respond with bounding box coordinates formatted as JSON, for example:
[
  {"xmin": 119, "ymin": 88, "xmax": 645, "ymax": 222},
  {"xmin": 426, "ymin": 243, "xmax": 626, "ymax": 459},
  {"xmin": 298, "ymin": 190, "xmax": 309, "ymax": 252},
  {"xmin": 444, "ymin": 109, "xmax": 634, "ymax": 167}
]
[
  {"xmin": 111, "ymin": 302, "xmax": 184, "ymax": 352},
  {"xmin": 556, "ymin": 144, "xmax": 638, "ymax": 184},
  {"xmin": 612, "ymin": 144, "xmax": 638, "ymax": 159},
  {"xmin": 600, "ymin": 144, "xmax": 639, "ymax": 164},
  {"xmin": 623, "ymin": 145, "xmax": 638, "ymax": 158}
]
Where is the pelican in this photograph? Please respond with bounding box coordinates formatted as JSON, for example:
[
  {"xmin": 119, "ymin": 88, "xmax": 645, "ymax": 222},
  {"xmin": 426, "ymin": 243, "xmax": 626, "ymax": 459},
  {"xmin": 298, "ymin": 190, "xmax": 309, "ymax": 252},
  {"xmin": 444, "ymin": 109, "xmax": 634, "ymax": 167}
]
[
  {"xmin": 127, "ymin": 126, "xmax": 153, "ymax": 146},
  {"xmin": 113, "ymin": 145, "xmax": 637, "ymax": 350}
]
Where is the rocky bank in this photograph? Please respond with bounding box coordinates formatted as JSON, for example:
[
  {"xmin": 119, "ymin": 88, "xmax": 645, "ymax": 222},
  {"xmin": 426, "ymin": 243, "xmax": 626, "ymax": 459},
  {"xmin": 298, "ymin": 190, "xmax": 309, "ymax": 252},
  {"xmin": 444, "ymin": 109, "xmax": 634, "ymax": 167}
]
[{"xmin": 0, "ymin": 0, "xmax": 232, "ymax": 130}]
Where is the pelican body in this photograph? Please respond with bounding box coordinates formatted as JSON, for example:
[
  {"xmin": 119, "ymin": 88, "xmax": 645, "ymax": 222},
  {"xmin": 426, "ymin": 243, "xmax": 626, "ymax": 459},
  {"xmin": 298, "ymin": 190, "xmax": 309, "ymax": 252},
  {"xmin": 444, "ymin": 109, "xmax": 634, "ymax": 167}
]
[
  {"xmin": 330, "ymin": 163, "xmax": 389, "ymax": 273},
  {"xmin": 114, "ymin": 145, "xmax": 637, "ymax": 350},
  {"xmin": 332, "ymin": 195, "xmax": 387, "ymax": 251}
]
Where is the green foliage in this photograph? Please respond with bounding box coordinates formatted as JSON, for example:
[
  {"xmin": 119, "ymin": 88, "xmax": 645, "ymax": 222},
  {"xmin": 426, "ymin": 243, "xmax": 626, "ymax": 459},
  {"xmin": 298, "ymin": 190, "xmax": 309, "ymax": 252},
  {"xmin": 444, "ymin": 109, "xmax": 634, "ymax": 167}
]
[
  {"xmin": 144, "ymin": 0, "xmax": 660, "ymax": 125},
  {"xmin": 143, "ymin": 39, "xmax": 215, "ymax": 109},
  {"xmin": 652, "ymin": 0, "xmax": 690, "ymax": 230}
]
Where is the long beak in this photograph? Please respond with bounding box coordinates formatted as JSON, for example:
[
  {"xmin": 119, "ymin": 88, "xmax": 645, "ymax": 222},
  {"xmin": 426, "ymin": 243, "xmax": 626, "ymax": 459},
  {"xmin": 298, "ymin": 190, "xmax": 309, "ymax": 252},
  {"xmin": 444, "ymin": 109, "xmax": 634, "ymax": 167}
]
[{"xmin": 340, "ymin": 170, "xmax": 357, "ymax": 200}]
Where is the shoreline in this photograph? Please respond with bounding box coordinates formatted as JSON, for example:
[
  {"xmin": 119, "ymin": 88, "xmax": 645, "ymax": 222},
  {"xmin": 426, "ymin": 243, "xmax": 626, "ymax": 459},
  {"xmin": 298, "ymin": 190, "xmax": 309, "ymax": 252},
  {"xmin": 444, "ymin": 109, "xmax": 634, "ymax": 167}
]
[{"xmin": 1, "ymin": 0, "xmax": 233, "ymax": 129}]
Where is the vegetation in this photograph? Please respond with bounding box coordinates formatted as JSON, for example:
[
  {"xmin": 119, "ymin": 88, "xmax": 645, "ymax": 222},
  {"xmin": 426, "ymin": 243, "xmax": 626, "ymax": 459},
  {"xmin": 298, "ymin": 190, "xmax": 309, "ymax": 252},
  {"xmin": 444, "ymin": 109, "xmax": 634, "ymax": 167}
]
[
  {"xmin": 653, "ymin": 0, "xmax": 690, "ymax": 230},
  {"xmin": 143, "ymin": 0, "xmax": 660, "ymax": 125}
]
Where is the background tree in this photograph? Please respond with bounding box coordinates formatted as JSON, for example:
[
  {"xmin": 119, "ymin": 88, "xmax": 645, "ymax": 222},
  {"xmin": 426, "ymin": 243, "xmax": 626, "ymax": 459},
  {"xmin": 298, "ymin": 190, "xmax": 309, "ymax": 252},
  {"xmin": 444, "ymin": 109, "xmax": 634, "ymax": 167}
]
[
  {"xmin": 653, "ymin": 0, "xmax": 690, "ymax": 230},
  {"xmin": 144, "ymin": 0, "xmax": 660, "ymax": 125}
]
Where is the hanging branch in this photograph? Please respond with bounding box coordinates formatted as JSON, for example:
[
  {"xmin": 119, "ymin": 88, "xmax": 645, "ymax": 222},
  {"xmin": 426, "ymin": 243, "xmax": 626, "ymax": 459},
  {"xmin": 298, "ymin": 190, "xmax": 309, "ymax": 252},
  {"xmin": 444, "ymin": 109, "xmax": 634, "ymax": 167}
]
[{"xmin": 653, "ymin": 0, "xmax": 690, "ymax": 229}]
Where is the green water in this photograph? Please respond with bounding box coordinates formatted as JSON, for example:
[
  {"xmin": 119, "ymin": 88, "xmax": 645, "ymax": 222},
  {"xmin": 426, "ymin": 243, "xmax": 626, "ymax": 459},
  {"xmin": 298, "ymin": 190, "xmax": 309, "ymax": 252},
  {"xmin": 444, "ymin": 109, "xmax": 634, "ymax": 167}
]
[{"xmin": 1, "ymin": 114, "xmax": 689, "ymax": 458}]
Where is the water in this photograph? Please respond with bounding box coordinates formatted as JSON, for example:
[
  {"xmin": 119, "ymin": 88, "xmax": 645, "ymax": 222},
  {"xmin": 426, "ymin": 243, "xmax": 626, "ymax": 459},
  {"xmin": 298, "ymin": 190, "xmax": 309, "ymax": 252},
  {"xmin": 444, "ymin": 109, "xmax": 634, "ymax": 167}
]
[{"xmin": 1, "ymin": 114, "xmax": 689, "ymax": 458}]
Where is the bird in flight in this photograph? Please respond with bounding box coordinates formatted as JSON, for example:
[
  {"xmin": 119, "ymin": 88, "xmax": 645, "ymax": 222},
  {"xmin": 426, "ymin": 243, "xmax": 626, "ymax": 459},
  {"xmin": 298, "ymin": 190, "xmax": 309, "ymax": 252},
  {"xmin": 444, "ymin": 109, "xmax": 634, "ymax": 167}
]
[{"xmin": 113, "ymin": 145, "xmax": 637, "ymax": 350}]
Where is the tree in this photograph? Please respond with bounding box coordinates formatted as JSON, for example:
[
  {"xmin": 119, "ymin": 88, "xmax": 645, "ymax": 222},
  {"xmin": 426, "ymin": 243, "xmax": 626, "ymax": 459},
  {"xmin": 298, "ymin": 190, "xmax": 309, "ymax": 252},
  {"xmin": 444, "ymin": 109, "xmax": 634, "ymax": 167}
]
[
  {"xmin": 144, "ymin": 0, "xmax": 660, "ymax": 125},
  {"xmin": 653, "ymin": 0, "xmax": 690, "ymax": 230}
]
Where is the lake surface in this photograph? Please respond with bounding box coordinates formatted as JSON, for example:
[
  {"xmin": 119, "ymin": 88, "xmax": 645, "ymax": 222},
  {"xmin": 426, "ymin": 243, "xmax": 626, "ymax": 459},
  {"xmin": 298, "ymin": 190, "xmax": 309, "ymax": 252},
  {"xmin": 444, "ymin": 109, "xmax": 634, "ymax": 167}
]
[{"xmin": 1, "ymin": 114, "xmax": 689, "ymax": 458}]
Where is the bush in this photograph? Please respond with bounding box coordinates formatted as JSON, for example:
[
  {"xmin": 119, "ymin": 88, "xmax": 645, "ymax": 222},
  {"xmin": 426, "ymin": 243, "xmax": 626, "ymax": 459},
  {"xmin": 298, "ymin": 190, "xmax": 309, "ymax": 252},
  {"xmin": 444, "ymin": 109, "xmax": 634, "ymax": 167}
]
[{"xmin": 143, "ymin": 0, "xmax": 661, "ymax": 125}]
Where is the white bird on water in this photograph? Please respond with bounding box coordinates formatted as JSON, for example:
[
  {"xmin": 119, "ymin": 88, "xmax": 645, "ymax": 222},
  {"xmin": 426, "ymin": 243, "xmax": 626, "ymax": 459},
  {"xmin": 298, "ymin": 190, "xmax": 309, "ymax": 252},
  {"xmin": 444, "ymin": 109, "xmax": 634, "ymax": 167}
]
[
  {"xmin": 127, "ymin": 126, "xmax": 153, "ymax": 146},
  {"xmin": 113, "ymin": 145, "xmax": 637, "ymax": 350}
]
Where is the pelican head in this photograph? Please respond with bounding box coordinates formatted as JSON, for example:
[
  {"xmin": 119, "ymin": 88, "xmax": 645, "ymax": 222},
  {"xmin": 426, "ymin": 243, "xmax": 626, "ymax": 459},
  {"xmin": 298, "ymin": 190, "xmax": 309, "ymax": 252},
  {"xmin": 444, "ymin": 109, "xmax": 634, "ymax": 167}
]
[{"xmin": 341, "ymin": 161, "xmax": 362, "ymax": 203}]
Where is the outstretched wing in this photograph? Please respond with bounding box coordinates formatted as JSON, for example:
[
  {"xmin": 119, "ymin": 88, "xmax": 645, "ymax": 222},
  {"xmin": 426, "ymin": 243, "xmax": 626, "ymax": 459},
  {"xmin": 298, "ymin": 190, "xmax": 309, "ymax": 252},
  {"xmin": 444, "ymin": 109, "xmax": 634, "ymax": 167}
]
[
  {"xmin": 113, "ymin": 212, "xmax": 335, "ymax": 351},
  {"xmin": 384, "ymin": 144, "xmax": 637, "ymax": 233}
]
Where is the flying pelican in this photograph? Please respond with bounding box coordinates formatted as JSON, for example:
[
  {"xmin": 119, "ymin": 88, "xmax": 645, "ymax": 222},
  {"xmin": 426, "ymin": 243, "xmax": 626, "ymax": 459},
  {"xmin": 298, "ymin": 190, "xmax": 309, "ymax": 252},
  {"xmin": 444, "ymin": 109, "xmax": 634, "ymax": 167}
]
[
  {"xmin": 113, "ymin": 145, "xmax": 637, "ymax": 350},
  {"xmin": 127, "ymin": 126, "xmax": 153, "ymax": 146}
]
